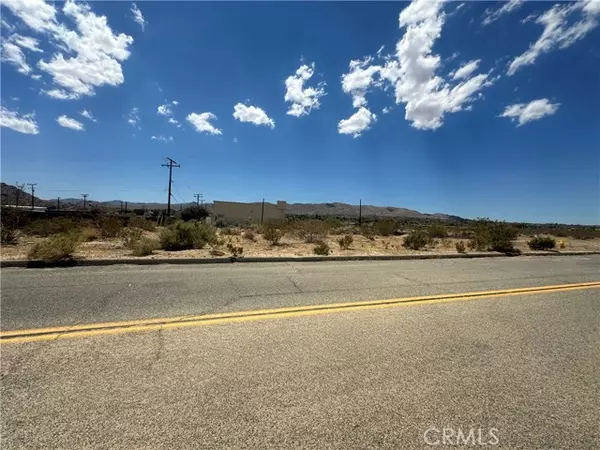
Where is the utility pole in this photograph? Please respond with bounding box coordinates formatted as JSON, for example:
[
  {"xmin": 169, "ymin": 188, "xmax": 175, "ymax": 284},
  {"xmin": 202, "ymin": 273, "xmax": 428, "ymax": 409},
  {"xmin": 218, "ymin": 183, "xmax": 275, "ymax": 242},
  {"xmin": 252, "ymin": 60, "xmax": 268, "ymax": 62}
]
[
  {"xmin": 194, "ymin": 193, "xmax": 203, "ymax": 207},
  {"xmin": 161, "ymin": 157, "xmax": 180, "ymax": 216},
  {"xmin": 57, "ymin": 197, "xmax": 60, "ymax": 211},
  {"xmin": 27, "ymin": 183, "xmax": 37, "ymax": 210},
  {"xmin": 359, "ymin": 199, "xmax": 362, "ymax": 226},
  {"xmin": 261, "ymin": 198, "xmax": 265, "ymax": 224},
  {"xmin": 125, "ymin": 202, "xmax": 128, "ymax": 213},
  {"xmin": 81, "ymin": 193, "xmax": 89, "ymax": 210},
  {"xmin": 15, "ymin": 182, "xmax": 25, "ymax": 208}
]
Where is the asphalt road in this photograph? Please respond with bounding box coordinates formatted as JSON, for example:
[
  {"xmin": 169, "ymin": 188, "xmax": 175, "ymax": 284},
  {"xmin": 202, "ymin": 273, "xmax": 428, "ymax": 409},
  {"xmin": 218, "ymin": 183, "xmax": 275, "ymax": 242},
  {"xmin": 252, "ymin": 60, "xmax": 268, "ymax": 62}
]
[{"xmin": 1, "ymin": 256, "xmax": 600, "ymax": 449}]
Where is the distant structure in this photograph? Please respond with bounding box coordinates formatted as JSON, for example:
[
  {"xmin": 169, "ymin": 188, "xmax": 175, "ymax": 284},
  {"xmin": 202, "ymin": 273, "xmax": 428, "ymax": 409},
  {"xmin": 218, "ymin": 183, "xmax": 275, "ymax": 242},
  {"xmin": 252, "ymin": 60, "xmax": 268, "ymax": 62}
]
[{"xmin": 213, "ymin": 200, "xmax": 286, "ymax": 224}]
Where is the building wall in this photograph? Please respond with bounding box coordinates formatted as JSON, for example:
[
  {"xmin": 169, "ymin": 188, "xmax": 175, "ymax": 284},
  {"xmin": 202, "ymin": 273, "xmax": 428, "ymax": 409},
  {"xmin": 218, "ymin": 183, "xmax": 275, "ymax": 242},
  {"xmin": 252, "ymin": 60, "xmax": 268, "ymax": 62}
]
[{"xmin": 213, "ymin": 200, "xmax": 286, "ymax": 223}]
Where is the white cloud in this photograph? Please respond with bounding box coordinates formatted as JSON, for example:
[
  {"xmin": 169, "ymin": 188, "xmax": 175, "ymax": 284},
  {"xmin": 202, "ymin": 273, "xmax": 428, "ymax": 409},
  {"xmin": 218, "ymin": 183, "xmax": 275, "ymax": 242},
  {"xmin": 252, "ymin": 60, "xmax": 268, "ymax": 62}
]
[
  {"xmin": 186, "ymin": 112, "xmax": 222, "ymax": 135},
  {"xmin": 378, "ymin": 0, "xmax": 493, "ymax": 130},
  {"xmin": 508, "ymin": 1, "xmax": 600, "ymax": 75},
  {"xmin": 233, "ymin": 137, "xmax": 238, "ymax": 143},
  {"xmin": 42, "ymin": 89, "xmax": 81, "ymax": 100},
  {"xmin": 500, "ymin": 98, "xmax": 559, "ymax": 126},
  {"xmin": 3, "ymin": 0, "xmax": 134, "ymax": 98},
  {"xmin": 79, "ymin": 109, "xmax": 96, "ymax": 122},
  {"xmin": 10, "ymin": 34, "xmax": 43, "ymax": 52},
  {"xmin": 172, "ymin": 100, "xmax": 178, "ymax": 105},
  {"xmin": 151, "ymin": 134, "xmax": 173, "ymax": 143},
  {"xmin": 284, "ymin": 62, "xmax": 326, "ymax": 117},
  {"xmin": 168, "ymin": 117, "xmax": 179, "ymax": 125},
  {"xmin": 157, "ymin": 104, "xmax": 173, "ymax": 116},
  {"xmin": 127, "ymin": 107, "xmax": 141, "ymax": 129},
  {"xmin": 483, "ymin": 0, "xmax": 523, "ymax": 26},
  {"xmin": 130, "ymin": 3, "xmax": 145, "ymax": 31},
  {"xmin": 341, "ymin": 56, "xmax": 382, "ymax": 108},
  {"xmin": 0, "ymin": 105, "xmax": 39, "ymax": 134},
  {"xmin": 338, "ymin": 107, "xmax": 376, "ymax": 138},
  {"xmin": 233, "ymin": 103, "xmax": 275, "ymax": 128},
  {"xmin": 1, "ymin": 0, "xmax": 57, "ymax": 32},
  {"xmin": 382, "ymin": 107, "xmax": 392, "ymax": 114},
  {"xmin": 452, "ymin": 59, "xmax": 481, "ymax": 80},
  {"xmin": 31, "ymin": 74, "xmax": 41, "ymax": 80},
  {"xmin": 1, "ymin": 18, "xmax": 16, "ymax": 32},
  {"xmin": 57, "ymin": 114, "xmax": 84, "ymax": 131},
  {"xmin": 1, "ymin": 42, "xmax": 32, "ymax": 74}
]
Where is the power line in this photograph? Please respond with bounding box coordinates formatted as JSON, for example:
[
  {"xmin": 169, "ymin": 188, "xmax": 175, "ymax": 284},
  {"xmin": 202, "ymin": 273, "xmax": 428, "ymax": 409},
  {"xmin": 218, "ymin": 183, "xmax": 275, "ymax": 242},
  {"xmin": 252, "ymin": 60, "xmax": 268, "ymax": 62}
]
[
  {"xmin": 194, "ymin": 193, "xmax": 203, "ymax": 207},
  {"xmin": 161, "ymin": 157, "xmax": 180, "ymax": 216},
  {"xmin": 15, "ymin": 182, "xmax": 25, "ymax": 208},
  {"xmin": 26, "ymin": 183, "xmax": 37, "ymax": 210},
  {"xmin": 81, "ymin": 193, "xmax": 89, "ymax": 210}
]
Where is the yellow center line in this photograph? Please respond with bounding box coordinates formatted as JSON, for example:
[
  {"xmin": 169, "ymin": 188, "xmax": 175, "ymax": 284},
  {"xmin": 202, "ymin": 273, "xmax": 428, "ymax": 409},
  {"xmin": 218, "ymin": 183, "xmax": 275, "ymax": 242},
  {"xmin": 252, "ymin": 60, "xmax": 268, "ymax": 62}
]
[{"xmin": 2, "ymin": 281, "xmax": 599, "ymax": 344}]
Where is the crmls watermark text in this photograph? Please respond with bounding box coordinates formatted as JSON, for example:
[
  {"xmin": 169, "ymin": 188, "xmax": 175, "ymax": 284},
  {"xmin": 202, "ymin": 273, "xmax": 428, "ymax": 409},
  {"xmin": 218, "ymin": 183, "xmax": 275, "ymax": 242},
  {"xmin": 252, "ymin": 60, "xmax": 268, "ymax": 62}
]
[{"xmin": 424, "ymin": 427, "xmax": 499, "ymax": 446}]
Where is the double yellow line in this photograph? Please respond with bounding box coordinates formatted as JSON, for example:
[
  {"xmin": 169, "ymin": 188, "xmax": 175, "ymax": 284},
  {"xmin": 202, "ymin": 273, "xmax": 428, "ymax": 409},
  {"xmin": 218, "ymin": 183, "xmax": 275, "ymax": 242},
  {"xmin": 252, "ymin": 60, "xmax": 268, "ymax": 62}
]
[{"xmin": 2, "ymin": 281, "xmax": 599, "ymax": 344}]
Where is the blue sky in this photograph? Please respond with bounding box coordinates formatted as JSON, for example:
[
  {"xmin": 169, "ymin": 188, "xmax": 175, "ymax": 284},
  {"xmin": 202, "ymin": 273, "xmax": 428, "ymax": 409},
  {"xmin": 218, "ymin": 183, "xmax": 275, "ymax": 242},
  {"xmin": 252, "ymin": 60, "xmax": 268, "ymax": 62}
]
[{"xmin": 1, "ymin": 0, "xmax": 599, "ymax": 224}]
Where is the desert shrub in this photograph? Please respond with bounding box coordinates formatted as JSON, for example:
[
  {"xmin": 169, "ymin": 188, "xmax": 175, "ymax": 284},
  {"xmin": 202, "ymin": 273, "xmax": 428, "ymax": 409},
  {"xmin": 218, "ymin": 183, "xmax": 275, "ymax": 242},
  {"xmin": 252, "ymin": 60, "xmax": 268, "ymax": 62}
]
[
  {"xmin": 28, "ymin": 233, "xmax": 78, "ymax": 260},
  {"xmin": 428, "ymin": 223, "xmax": 448, "ymax": 239},
  {"xmin": 297, "ymin": 220, "xmax": 329, "ymax": 243},
  {"xmin": 402, "ymin": 230, "xmax": 431, "ymax": 250},
  {"xmin": 569, "ymin": 228, "xmax": 600, "ymax": 240},
  {"xmin": 0, "ymin": 208, "xmax": 20, "ymax": 244},
  {"xmin": 361, "ymin": 225, "xmax": 375, "ymax": 240},
  {"xmin": 455, "ymin": 240, "xmax": 466, "ymax": 253},
  {"xmin": 470, "ymin": 219, "xmax": 518, "ymax": 253},
  {"xmin": 220, "ymin": 227, "xmax": 236, "ymax": 236},
  {"xmin": 181, "ymin": 206, "xmax": 209, "ymax": 222},
  {"xmin": 261, "ymin": 223, "xmax": 284, "ymax": 245},
  {"xmin": 313, "ymin": 241, "xmax": 330, "ymax": 256},
  {"xmin": 26, "ymin": 217, "xmax": 80, "ymax": 237},
  {"xmin": 99, "ymin": 216, "xmax": 123, "ymax": 238},
  {"xmin": 528, "ymin": 236, "xmax": 556, "ymax": 250},
  {"xmin": 121, "ymin": 228, "xmax": 143, "ymax": 249},
  {"xmin": 373, "ymin": 219, "xmax": 397, "ymax": 237},
  {"xmin": 242, "ymin": 229, "xmax": 256, "ymax": 241},
  {"xmin": 338, "ymin": 234, "xmax": 353, "ymax": 250},
  {"xmin": 127, "ymin": 215, "xmax": 156, "ymax": 231},
  {"xmin": 226, "ymin": 242, "xmax": 244, "ymax": 258},
  {"xmin": 79, "ymin": 227, "xmax": 99, "ymax": 242},
  {"xmin": 130, "ymin": 237, "xmax": 158, "ymax": 256},
  {"xmin": 159, "ymin": 221, "xmax": 217, "ymax": 251}
]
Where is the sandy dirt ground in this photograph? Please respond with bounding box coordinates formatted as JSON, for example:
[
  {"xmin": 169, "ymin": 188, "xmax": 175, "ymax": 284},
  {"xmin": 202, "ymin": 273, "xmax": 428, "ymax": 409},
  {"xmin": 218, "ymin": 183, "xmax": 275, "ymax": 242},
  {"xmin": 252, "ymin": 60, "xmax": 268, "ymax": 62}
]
[{"xmin": 1, "ymin": 229, "xmax": 599, "ymax": 261}]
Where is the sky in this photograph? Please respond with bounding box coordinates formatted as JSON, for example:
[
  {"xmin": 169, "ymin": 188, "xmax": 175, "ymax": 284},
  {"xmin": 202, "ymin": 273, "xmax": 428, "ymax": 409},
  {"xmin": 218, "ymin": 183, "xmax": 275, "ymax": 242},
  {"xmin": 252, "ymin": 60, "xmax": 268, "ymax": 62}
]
[{"xmin": 1, "ymin": 0, "xmax": 599, "ymax": 225}]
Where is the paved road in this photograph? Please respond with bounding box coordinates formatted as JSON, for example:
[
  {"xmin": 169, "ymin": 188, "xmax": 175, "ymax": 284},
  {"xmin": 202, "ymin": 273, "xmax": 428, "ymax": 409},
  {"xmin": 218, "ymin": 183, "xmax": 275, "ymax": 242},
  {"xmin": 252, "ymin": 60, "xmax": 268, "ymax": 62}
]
[{"xmin": 1, "ymin": 256, "xmax": 599, "ymax": 449}]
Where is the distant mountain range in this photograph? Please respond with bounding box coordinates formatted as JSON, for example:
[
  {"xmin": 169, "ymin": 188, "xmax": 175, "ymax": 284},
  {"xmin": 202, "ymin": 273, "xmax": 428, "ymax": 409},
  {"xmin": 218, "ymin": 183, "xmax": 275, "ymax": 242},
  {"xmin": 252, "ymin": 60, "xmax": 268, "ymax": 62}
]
[{"xmin": 1, "ymin": 183, "xmax": 461, "ymax": 220}]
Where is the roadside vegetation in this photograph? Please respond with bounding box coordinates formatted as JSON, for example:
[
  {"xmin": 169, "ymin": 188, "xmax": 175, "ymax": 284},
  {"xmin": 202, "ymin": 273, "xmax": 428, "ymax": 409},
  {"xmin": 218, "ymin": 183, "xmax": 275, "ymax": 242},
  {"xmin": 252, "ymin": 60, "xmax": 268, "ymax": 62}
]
[{"xmin": 1, "ymin": 207, "xmax": 598, "ymax": 261}]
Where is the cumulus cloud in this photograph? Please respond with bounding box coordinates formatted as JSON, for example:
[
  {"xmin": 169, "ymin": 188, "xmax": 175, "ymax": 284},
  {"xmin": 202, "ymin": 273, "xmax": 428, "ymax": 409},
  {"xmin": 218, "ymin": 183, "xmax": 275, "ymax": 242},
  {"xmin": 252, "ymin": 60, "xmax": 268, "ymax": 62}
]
[
  {"xmin": 57, "ymin": 114, "xmax": 85, "ymax": 131},
  {"xmin": 151, "ymin": 134, "xmax": 173, "ymax": 143},
  {"xmin": 127, "ymin": 107, "xmax": 141, "ymax": 129},
  {"xmin": 341, "ymin": 56, "xmax": 382, "ymax": 108},
  {"xmin": 79, "ymin": 109, "xmax": 96, "ymax": 122},
  {"xmin": 157, "ymin": 104, "xmax": 173, "ymax": 116},
  {"xmin": 42, "ymin": 89, "xmax": 81, "ymax": 100},
  {"xmin": 508, "ymin": 1, "xmax": 600, "ymax": 75},
  {"xmin": 0, "ymin": 105, "xmax": 39, "ymax": 134},
  {"xmin": 452, "ymin": 59, "xmax": 481, "ymax": 80},
  {"xmin": 186, "ymin": 112, "xmax": 222, "ymax": 135},
  {"xmin": 338, "ymin": 107, "xmax": 377, "ymax": 138},
  {"xmin": 500, "ymin": 98, "xmax": 559, "ymax": 126},
  {"xmin": 130, "ymin": 3, "xmax": 145, "ymax": 31},
  {"xmin": 233, "ymin": 103, "xmax": 275, "ymax": 128},
  {"xmin": 3, "ymin": 0, "xmax": 133, "ymax": 99},
  {"xmin": 482, "ymin": 0, "xmax": 522, "ymax": 26},
  {"xmin": 378, "ymin": 0, "xmax": 493, "ymax": 130},
  {"xmin": 1, "ymin": 42, "xmax": 32, "ymax": 74},
  {"xmin": 284, "ymin": 62, "xmax": 326, "ymax": 117},
  {"xmin": 10, "ymin": 34, "xmax": 43, "ymax": 52}
]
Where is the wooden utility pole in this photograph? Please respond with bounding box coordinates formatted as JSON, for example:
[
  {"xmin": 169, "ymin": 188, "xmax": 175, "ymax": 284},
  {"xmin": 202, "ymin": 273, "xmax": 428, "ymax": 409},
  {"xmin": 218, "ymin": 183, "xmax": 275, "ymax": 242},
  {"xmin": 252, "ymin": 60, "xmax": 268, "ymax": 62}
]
[
  {"xmin": 161, "ymin": 157, "xmax": 180, "ymax": 216},
  {"xmin": 27, "ymin": 183, "xmax": 37, "ymax": 210},
  {"xmin": 57, "ymin": 197, "xmax": 60, "ymax": 211},
  {"xmin": 81, "ymin": 193, "xmax": 89, "ymax": 210},
  {"xmin": 261, "ymin": 198, "xmax": 265, "ymax": 224},
  {"xmin": 194, "ymin": 193, "xmax": 202, "ymax": 207},
  {"xmin": 15, "ymin": 182, "xmax": 25, "ymax": 208},
  {"xmin": 359, "ymin": 199, "xmax": 362, "ymax": 226}
]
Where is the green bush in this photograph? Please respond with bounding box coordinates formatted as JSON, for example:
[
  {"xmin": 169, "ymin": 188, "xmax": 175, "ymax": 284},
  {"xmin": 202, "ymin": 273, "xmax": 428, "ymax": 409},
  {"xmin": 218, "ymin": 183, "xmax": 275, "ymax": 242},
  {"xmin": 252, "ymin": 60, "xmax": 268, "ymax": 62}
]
[
  {"xmin": 455, "ymin": 240, "xmax": 466, "ymax": 253},
  {"xmin": 428, "ymin": 223, "xmax": 448, "ymax": 239},
  {"xmin": 28, "ymin": 233, "xmax": 78, "ymax": 260},
  {"xmin": 26, "ymin": 217, "xmax": 80, "ymax": 237},
  {"xmin": 313, "ymin": 241, "xmax": 330, "ymax": 256},
  {"xmin": 338, "ymin": 234, "xmax": 353, "ymax": 250},
  {"xmin": 181, "ymin": 206, "xmax": 209, "ymax": 222},
  {"xmin": 261, "ymin": 223, "xmax": 284, "ymax": 245},
  {"xmin": 470, "ymin": 219, "xmax": 518, "ymax": 253},
  {"xmin": 361, "ymin": 225, "xmax": 375, "ymax": 240},
  {"xmin": 402, "ymin": 230, "xmax": 431, "ymax": 250},
  {"xmin": 99, "ymin": 216, "xmax": 123, "ymax": 238},
  {"xmin": 528, "ymin": 236, "xmax": 556, "ymax": 250},
  {"xmin": 159, "ymin": 221, "xmax": 217, "ymax": 251},
  {"xmin": 130, "ymin": 237, "xmax": 158, "ymax": 256},
  {"xmin": 127, "ymin": 216, "xmax": 156, "ymax": 231},
  {"xmin": 373, "ymin": 219, "xmax": 397, "ymax": 237},
  {"xmin": 220, "ymin": 227, "xmax": 237, "ymax": 236},
  {"xmin": 121, "ymin": 228, "xmax": 143, "ymax": 249}
]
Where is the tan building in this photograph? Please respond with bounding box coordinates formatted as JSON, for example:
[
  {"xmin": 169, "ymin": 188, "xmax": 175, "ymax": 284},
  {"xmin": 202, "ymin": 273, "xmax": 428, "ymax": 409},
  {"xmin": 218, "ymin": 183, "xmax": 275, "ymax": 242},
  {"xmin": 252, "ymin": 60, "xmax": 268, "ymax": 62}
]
[{"xmin": 213, "ymin": 200, "xmax": 286, "ymax": 224}]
